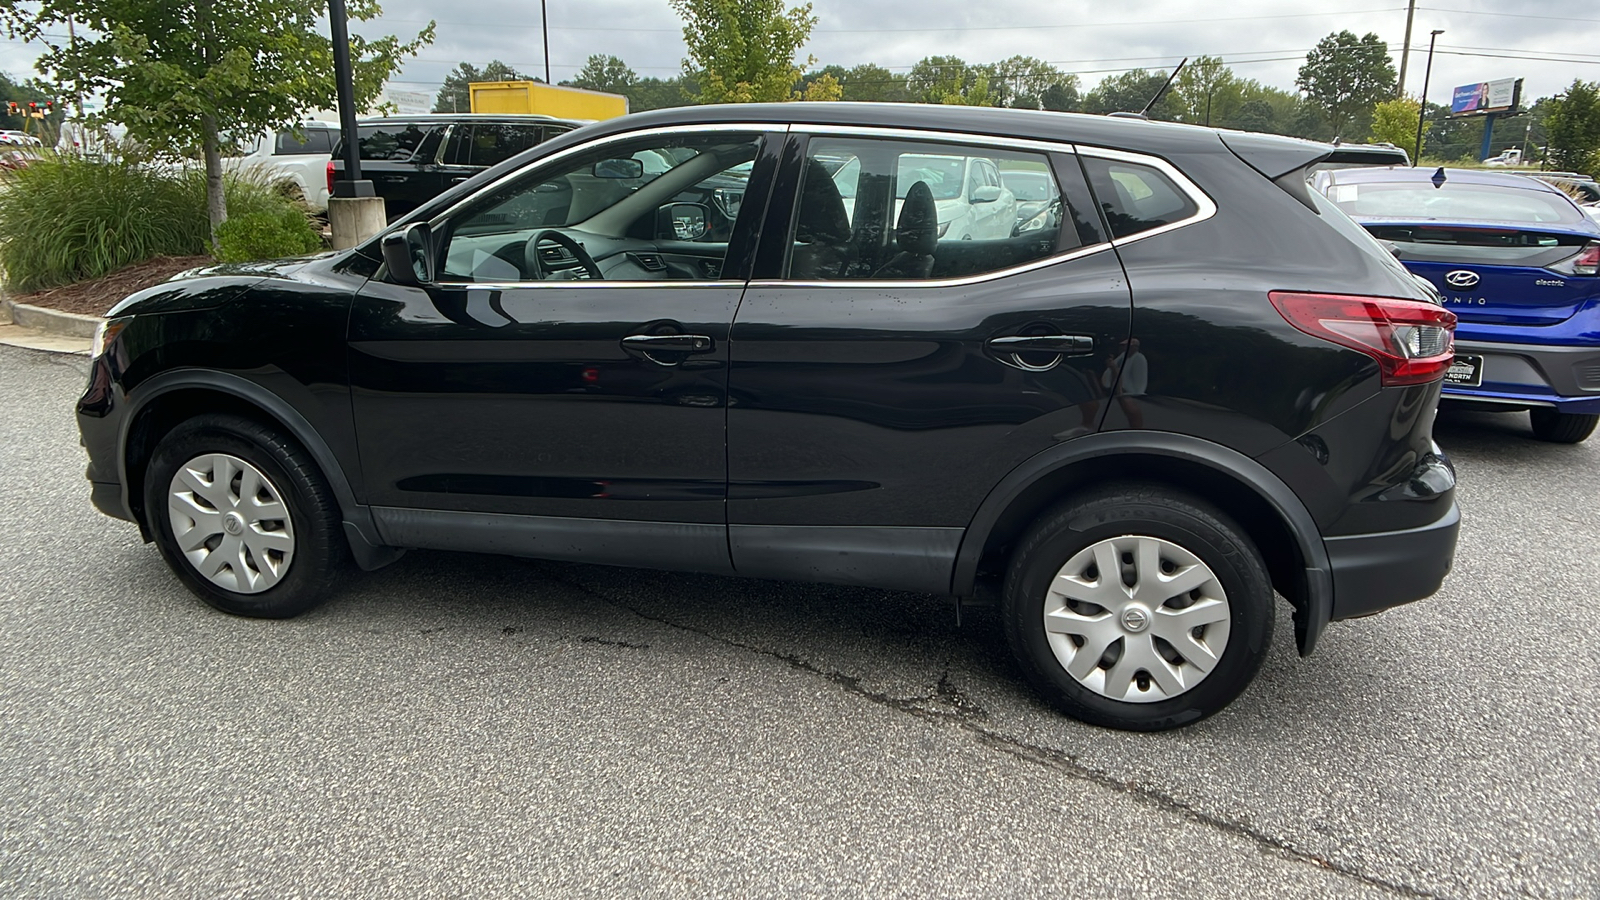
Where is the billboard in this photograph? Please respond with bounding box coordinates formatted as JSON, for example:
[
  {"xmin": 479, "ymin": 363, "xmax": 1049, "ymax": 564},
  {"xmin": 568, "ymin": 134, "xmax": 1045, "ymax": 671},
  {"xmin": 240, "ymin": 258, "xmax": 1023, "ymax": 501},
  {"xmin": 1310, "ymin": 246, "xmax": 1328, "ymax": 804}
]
[{"xmin": 1449, "ymin": 78, "xmax": 1521, "ymax": 117}]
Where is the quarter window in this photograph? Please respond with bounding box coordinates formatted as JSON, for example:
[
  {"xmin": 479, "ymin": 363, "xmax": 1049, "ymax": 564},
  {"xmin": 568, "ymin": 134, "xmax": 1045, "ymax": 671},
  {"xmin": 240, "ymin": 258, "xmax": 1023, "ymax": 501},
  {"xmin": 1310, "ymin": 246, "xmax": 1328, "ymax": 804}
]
[
  {"xmin": 787, "ymin": 136, "xmax": 1079, "ymax": 281},
  {"xmin": 1081, "ymin": 157, "xmax": 1199, "ymax": 240},
  {"xmin": 274, "ymin": 127, "xmax": 334, "ymax": 155}
]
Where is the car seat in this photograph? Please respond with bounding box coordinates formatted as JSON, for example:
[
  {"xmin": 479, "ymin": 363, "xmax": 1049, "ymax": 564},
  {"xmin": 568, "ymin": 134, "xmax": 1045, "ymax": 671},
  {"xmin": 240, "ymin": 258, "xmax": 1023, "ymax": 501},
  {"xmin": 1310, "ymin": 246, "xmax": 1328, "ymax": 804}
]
[
  {"xmin": 872, "ymin": 180, "xmax": 939, "ymax": 279},
  {"xmin": 789, "ymin": 159, "xmax": 855, "ymax": 280}
]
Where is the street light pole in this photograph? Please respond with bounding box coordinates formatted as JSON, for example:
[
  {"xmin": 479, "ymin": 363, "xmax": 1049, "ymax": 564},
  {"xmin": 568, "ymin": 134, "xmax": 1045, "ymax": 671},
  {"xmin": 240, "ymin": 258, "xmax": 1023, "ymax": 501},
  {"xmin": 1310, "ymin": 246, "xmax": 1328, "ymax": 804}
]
[
  {"xmin": 327, "ymin": 0, "xmax": 385, "ymax": 248},
  {"xmin": 541, "ymin": 0, "xmax": 552, "ymax": 85},
  {"xmin": 1413, "ymin": 29, "xmax": 1443, "ymax": 167}
]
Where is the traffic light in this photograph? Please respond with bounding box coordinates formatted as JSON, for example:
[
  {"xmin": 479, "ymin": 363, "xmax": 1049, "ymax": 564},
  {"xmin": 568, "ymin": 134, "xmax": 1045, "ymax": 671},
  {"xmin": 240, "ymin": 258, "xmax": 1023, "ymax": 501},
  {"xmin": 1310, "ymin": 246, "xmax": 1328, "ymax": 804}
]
[
  {"xmin": 5, "ymin": 101, "xmax": 16, "ymax": 116},
  {"xmin": 43, "ymin": 100, "xmax": 53, "ymax": 113}
]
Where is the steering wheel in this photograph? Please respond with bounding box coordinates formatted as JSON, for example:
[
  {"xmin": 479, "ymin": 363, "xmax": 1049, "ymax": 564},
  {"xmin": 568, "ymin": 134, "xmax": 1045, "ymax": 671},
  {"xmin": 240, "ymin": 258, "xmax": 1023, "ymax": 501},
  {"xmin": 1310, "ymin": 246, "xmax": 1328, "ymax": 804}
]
[{"xmin": 525, "ymin": 230, "xmax": 604, "ymax": 281}]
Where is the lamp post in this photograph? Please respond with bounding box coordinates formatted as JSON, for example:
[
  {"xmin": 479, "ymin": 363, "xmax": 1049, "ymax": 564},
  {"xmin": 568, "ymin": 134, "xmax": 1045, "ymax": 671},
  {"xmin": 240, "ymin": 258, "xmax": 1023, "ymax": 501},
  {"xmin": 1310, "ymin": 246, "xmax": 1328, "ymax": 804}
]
[
  {"xmin": 1413, "ymin": 29, "xmax": 1443, "ymax": 167},
  {"xmin": 327, "ymin": 0, "xmax": 386, "ymax": 248}
]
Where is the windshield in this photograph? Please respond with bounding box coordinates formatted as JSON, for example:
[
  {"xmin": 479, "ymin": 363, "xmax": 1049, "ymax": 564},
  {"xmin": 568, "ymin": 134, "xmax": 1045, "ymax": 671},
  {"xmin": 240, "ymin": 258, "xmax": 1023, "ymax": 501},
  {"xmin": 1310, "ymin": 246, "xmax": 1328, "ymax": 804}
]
[
  {"xmin": 898, "ymin": 155, "xmax": 966, "ymax": 200},
  {"xmin": 1002, "ymin": 172, "xmax": 1057, "ymax": 202},
  {"xmin": 1326, "ymin": 180, "xmax": 1585, "ymax": 225}
]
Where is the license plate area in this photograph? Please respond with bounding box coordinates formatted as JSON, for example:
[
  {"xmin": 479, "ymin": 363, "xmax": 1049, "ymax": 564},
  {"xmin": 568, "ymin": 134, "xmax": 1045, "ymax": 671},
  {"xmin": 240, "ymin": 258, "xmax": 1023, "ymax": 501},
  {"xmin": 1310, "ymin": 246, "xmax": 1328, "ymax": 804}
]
[{"xmin": 1444, "ymin": 354, "xmax": 1483, "ymax": 387}]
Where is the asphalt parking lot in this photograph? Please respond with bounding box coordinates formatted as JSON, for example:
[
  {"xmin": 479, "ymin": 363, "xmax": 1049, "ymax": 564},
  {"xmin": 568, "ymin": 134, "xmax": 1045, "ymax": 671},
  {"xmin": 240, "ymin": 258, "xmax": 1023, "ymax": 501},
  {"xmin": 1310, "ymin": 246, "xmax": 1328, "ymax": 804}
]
[{"xmin": 2, "ymin": 342, "xmax": 1596, "ymax": 899}]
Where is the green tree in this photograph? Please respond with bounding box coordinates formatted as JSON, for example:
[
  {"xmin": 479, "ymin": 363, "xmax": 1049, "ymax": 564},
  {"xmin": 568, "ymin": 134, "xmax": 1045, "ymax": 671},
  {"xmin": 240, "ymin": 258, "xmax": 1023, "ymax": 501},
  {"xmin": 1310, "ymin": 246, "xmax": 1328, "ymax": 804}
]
[
  {"xmin": 797, "ymin": 72, "xmax": 841, "ymax": 102},
  {"xmin": 836, "ymin": 63, "xmax": 911, "ymax": 103},
  {"xmin": 5, "ymin": 0, "xmax": 431, "ymax": 247},
  {"xmin": 989, "ymin": 55, "xmax": 1075, "ymax": 110},
  {"xmin": 628, "ymin": 75, "xmax": 699, "ymax": 111},
  {"xmin": 433, "ymin": 60, "xmax": 534, "ymax": 113},
  {"xmin": 564, "ymin": 54, "xmax": 637, "ymax": 97},
  {"xmin": 669, "ymin": 0, "xmax": 816, "ymax": 104},
  {"xmin": 1544, "ymin": 79, "xmax": 1600, "ymax": 173},
  {"xmin": 1173, "ymin": 56, "xmax": 1238, "ymax": 126},
  {"xmin": 1296, "ymin": 31, "xmax": 1397, "ymax": 138},
  {"xmin": 1082, "ymin": 69, "xmax": 1178, "ymax": 119},
  {"xmin": 908, "ymin": 56, "xmax": 994, "ymax": 106},
  {"xmin": 1040, "ymin": 81, "xmax": 1079, "ymax": 112},
  {"xmin": 1370, "ymin": 95, "xmax": 1422, "ymax": 151}
]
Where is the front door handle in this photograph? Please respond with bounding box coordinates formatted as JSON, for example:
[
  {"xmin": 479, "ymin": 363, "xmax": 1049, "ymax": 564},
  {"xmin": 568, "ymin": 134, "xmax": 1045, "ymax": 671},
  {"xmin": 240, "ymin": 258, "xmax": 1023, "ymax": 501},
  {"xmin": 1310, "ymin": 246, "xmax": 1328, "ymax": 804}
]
[
  {"xmin": 622, "ymin": 334, "xmax": 714, "ymax": 353},
  {"xmin": 986, "ymin": 334, "xmax": 1094, "ymax": 355}
]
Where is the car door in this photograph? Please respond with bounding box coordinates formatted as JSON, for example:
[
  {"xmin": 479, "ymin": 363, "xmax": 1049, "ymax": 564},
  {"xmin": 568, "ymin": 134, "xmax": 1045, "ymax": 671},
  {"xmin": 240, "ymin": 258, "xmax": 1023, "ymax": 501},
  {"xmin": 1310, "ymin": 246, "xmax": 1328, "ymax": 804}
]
[
  {"xmin": 726, "ymin": 131, "xmax": 1131, "ymax": 593},
  {"xmin": 348, "ymin": 126, "xmax": 782, "ymax": 574}
]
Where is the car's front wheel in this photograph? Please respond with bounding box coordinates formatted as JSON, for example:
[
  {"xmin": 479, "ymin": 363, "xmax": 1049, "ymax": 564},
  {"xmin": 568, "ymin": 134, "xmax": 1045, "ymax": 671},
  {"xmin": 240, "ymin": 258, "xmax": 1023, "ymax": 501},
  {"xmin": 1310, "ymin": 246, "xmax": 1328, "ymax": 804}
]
[
  {"xmin": 1002, "ymin": 484, "xmax": 1274, "ymax": 731},
  {"xmin": 1529, "ymin": 408, "xmax": 1597, "ymax": 444},
  {"xmin": 145, "ymin": 414, "xmax": 346, "ymax": 618}
]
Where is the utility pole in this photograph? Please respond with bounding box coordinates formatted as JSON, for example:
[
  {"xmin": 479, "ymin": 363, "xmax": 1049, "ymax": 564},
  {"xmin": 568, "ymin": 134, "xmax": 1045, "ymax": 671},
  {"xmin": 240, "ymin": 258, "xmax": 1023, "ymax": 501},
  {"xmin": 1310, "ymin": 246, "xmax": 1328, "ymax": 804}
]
[{"xmin": 1397, "ymin": 0, "xmax": 1417, "ymax": 96}]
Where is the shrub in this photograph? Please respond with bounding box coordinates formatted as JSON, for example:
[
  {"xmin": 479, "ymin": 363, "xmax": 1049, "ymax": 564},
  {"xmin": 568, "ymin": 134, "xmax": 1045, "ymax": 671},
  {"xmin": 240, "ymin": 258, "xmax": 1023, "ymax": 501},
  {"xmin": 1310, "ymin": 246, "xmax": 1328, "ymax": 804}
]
[
  {"xmin": 215, "ymin": 207, "xmax": 323, "ymax": 263},
  {"xmin": 0, "ymin": 150, "xmax": 323, "ymax": 291}
]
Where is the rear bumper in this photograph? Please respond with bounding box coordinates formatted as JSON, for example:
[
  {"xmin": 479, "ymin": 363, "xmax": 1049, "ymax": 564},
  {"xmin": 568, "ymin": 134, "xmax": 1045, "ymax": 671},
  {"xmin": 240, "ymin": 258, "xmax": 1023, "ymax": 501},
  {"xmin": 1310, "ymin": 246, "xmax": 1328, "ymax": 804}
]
[
  {"xmin": 1445, "ymin": 338, "xmax": 1600, "ymax": 414},
  {"xmin": 1324, "ymin": 501, "xmax": 1460, "ymax": 620}
]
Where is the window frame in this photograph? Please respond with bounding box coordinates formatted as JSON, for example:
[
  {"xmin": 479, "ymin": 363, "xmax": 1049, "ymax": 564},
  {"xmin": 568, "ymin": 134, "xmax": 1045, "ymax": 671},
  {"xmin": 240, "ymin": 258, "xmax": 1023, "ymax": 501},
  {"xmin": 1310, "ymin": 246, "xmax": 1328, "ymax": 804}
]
[{"xmin": 755, "ymin": 125, "xmax": 1217, "ymax": 288}]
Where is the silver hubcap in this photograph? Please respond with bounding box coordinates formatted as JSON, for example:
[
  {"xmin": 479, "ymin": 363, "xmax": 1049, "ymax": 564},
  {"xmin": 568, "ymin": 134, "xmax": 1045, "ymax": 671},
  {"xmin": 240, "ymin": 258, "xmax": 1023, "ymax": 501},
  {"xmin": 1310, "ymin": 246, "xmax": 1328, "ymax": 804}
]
[
  {"xmin": 1043, "ymin": 535, "xmax": 1230, "ymax": 703},
  {"xmin": 167, "ymin": 453, "xmax": 295, "ymax": 594}
]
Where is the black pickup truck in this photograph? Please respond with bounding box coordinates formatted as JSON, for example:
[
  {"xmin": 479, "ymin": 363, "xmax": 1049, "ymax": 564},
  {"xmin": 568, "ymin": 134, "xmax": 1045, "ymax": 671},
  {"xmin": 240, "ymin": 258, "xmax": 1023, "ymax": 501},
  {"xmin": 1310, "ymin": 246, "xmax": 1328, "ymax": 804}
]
[{"xmin": 329, "ymin": 114, "xmax": 583, "ymax": 219}]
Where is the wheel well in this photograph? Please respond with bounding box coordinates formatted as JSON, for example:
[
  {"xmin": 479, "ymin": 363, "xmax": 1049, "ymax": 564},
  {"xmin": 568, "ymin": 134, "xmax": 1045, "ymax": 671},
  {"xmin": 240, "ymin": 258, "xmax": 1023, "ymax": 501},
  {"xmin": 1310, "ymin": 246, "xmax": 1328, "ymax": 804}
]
[
  {"xmin": 123, "ymin": 389, "xmax": 284, "ymax": 531},
  {"xmin": 969, "ymin": 454, "xmax": 1308, "ymax": 613}
]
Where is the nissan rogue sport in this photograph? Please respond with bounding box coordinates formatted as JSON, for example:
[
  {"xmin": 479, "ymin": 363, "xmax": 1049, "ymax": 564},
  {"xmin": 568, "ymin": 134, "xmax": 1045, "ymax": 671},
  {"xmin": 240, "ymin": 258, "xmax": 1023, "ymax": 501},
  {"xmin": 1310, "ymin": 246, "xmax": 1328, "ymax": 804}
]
[{"xmin": 78, "ymin": 103, "xmax": 1460, "ymax": 731}]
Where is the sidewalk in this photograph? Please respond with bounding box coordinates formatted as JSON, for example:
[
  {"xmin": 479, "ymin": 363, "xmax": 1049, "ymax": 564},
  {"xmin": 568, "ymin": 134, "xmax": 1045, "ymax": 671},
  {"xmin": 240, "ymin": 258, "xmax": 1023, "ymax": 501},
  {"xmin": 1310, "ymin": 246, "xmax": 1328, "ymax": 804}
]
[{"xmin": 0, "ymin": 299, "xmax": 96, "ymax": 355}]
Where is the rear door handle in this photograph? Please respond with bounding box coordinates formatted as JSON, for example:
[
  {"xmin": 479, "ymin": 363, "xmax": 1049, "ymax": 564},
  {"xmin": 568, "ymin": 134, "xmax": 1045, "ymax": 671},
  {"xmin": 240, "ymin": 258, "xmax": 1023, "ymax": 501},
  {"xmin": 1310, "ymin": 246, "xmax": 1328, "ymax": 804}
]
[
  {"xmin": 622, "ymin": 333, "xmax": 715, "ymax": 353},
  {"xmin": 986, "ymin": 334, "xmax": 1095, "ymax": 355}
]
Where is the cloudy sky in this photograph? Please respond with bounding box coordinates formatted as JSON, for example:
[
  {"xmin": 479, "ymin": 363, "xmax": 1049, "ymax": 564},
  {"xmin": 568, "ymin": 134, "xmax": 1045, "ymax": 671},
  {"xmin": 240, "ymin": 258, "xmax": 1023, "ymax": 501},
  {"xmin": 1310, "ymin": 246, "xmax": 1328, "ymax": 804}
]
[{"xmin": 2, "ymin": 0, "xmax": 1597, "ymax": 106}]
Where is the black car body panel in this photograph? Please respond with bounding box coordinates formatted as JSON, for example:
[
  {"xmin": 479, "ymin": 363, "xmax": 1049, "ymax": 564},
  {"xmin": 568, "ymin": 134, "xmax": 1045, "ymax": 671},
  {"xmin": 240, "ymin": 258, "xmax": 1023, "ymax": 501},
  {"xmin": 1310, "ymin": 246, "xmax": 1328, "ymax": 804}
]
[{"xmin": 80, "ymin": 103, "xmax": 1459, "ymax": 662}]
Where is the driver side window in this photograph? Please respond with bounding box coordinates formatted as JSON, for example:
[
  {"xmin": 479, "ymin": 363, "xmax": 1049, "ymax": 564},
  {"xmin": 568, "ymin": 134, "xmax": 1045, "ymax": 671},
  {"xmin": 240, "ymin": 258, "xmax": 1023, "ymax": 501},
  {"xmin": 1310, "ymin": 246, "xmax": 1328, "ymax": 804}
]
[{"xmin": 436, "ymin": 132, "xmax": 763, "ymax": 283}]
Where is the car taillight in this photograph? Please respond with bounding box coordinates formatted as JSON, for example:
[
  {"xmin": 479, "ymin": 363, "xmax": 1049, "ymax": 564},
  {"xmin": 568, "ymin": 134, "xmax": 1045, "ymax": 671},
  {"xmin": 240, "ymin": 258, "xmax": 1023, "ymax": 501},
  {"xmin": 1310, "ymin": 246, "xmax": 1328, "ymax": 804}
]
[
  {"xmin": 1269, "ymin": 291, "xmax": 1456, "ymax": 387},
  {"xmin": 326, "ymin": 161, "xmax": 335, "ymax": 195},
  {"xmin": 1551, "ymin": 241, "xmax": 1600, "ymax": 276}
]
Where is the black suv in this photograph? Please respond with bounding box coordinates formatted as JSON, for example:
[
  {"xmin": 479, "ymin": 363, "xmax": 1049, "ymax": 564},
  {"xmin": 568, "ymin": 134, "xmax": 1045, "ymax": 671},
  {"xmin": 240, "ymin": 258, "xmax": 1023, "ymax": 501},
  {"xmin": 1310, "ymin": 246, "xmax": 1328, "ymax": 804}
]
[
  {"xmin": 329, "ymin": 114, "xmax": 582, "ymax": 218},
  {"xmin": 78, "ymin": 104, "xmax": 1460, "ymax": 731}
]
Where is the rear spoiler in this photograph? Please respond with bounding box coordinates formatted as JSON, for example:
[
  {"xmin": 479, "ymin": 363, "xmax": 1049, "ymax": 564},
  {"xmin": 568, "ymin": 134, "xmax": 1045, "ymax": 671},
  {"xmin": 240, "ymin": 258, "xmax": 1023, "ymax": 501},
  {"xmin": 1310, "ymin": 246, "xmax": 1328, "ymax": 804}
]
[{"xmin": 1219, "ymin": 132, "xmax": 1411, "ymax": 211}]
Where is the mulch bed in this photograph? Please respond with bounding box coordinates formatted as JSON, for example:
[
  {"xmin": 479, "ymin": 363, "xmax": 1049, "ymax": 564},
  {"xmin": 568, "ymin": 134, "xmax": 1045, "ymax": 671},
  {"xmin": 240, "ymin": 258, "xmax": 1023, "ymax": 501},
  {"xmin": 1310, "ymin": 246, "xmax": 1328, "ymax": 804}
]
[{"xmin": 7, "ymin": 256, "xmax": 216, "ymax": 317}]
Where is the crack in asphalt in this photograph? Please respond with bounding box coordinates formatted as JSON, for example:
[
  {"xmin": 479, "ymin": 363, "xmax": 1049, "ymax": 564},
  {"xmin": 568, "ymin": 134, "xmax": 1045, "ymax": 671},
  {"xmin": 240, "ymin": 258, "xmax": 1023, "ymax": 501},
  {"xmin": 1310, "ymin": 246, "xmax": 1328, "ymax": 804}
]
[{"xmin": 545, "ymin": 570, "xmax": 1451, "ymax": 900}]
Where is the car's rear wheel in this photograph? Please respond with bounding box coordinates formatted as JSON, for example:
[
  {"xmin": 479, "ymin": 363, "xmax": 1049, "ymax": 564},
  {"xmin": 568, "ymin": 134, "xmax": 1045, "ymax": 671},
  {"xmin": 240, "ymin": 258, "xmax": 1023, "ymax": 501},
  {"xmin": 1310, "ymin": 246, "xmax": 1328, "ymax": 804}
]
[
  {"xmin": 1529, "ymin": 408, "xmax": 1597, "ymax": 444},
  {"xmin": 1002, "ymin": 484, "xmax": 1274, "ymax": 731},
  {"xmin": 145, "ymin": 414, "xmax": 345, "ymax": 618}
]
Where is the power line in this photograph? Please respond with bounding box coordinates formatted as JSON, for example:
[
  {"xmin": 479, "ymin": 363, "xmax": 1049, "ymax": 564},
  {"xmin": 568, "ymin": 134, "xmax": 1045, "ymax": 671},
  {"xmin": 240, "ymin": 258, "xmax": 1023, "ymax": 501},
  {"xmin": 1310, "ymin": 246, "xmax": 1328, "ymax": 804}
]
[{"xmin": 1418, "ymin": 6, "xmax": 1600, "ymax": 25}]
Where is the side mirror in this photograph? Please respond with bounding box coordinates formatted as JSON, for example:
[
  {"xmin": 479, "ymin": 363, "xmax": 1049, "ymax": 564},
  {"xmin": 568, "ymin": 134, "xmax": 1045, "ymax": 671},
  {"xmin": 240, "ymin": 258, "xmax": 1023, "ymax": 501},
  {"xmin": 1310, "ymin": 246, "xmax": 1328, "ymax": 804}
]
[
  {"xmin": 971, "ymin": 185, "xmax": 1002, "ymax": 204},
  {"xmin": 657, "ymin": 202, "xmax": 710, "ymax": 241},
  {"xmin": 381, "ymin": 222, "xmax": 434, "ymax": 287},
  {"xmin": 594, "ymin": 158, "xmax": 644, "ymax": 179}
]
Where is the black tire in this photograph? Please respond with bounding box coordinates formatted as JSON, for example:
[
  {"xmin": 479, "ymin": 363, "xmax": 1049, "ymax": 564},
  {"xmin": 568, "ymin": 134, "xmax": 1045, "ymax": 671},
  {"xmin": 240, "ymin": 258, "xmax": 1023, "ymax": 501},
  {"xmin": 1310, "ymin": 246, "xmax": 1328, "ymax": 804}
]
[
  {"xmin": 1529, "ymin": 408, "xmax": 1598, "ymax": 444},
  {"xmin": 1002, "ymin": 483, "xmax": 1274, "ymax": 731},
  {"xmin": 144, "ymin": 414, "xmax": 346, "ymax": 618}
]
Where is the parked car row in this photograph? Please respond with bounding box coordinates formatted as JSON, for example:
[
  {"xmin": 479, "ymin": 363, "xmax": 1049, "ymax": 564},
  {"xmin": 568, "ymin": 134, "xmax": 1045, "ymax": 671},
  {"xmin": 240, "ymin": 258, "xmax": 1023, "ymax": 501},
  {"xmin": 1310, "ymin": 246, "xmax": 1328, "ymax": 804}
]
[
  {"xmin": 1311, "ymin": 165, "xmax": 1600, "ymax": 443},
  {"xmin": 81, "ymin": 103, "xmax": 1464, "ymax": 732}
]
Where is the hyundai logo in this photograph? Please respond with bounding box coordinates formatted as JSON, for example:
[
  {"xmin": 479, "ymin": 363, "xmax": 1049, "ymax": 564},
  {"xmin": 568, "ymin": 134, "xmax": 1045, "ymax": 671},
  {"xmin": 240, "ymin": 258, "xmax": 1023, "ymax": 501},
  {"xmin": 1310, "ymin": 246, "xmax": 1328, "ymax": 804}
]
[{"xmin": 1445, "ymin": 270, "xmax": 1480, "ymax": 289}]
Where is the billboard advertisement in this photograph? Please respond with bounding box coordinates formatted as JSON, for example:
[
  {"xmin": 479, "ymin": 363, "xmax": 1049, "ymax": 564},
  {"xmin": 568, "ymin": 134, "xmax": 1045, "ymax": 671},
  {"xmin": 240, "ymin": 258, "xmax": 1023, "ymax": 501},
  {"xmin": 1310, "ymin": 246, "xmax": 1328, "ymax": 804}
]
[{"xmin": 1450, "ymin": 78, "xmax": 1521, "ymax": 117}]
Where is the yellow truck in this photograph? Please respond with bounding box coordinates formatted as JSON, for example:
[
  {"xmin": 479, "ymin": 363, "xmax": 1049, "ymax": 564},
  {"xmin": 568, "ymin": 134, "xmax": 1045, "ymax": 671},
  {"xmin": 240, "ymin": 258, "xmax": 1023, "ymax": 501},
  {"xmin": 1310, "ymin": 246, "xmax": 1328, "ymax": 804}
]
[{"xmin": 468, "ymin": 81, "xmax": 629, "ymax": 121}]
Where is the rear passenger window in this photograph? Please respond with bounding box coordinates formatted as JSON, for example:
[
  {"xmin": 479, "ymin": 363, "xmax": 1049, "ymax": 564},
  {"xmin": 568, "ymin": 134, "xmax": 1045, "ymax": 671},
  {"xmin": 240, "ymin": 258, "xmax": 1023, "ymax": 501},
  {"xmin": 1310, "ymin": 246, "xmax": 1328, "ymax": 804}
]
[
  {"xmin": 787, "ymin": 137, "xmax": 1083, "ymax": 281},
  {"xmin": 355, "ymin": 123, "xmax": 441, "ymax": 161},
  {"xmin": 465, "ymin": 123, "xmax": 544, "ymax": 167},
  {"xmin": 1081, "ymin": 157, "xmax": 1199, "ymax": 240},
  {"xmin": 274, "ymin": 128, "xmax": 333, "ymax": 155}
]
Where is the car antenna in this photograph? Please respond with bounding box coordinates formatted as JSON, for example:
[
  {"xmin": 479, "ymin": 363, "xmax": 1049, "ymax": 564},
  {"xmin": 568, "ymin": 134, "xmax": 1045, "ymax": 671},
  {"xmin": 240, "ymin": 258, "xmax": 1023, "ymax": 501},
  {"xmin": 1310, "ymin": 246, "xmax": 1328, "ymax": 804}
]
[
  {"xmin": 1138, "ymin": 57, "xmax": 1187, "ymax": 118},
  {"xmin": 1431, "ymin": 167, "xmax": 1447, "ymax": 189}
]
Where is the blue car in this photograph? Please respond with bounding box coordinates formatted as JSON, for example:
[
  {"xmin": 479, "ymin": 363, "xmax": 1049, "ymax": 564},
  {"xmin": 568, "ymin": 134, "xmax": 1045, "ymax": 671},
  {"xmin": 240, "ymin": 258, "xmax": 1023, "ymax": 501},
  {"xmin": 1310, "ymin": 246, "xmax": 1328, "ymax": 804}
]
[{"xmin": 1314, "ymin": 166, "xmax": 1600, "ymax": 443}]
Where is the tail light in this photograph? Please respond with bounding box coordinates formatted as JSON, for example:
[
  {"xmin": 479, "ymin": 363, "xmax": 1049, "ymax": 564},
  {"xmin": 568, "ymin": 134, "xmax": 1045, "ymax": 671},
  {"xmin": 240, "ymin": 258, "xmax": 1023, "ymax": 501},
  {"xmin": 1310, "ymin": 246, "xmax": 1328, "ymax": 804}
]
[
  {"xmin": 1550, "ymin": 241, "xmax": 1599, "ymax": 276},
  {"xmin": 1269, "ymin": 292, "xmax": 1456, "ymax": 386},
  {"xmin": 326, "ymin": 161, "xmax": 335, "ymax": 196}
]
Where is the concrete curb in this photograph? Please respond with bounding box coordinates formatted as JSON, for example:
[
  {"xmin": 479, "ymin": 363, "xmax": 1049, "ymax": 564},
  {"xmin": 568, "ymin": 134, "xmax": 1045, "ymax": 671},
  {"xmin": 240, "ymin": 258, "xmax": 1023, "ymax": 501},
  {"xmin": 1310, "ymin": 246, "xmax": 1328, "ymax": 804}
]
[{"xmin": 0, "ymin": 299, "xmax": 103, "ymax": 338}]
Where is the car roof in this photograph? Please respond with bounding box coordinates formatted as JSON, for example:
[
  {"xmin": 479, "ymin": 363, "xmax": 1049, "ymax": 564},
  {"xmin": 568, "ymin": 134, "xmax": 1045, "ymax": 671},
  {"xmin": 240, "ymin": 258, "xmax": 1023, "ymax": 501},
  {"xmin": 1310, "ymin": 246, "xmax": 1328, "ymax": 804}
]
[
  {"xmin": 563, "ymin": 102, "xmax": 1316, "ymax": 163},
  {"xmin": 355, "ymin": 113, "xmax": 583, "ymax": 126},
  {"xmin": 1325, "ymin": 165, "xmax": 1572, "ymax": 194}
]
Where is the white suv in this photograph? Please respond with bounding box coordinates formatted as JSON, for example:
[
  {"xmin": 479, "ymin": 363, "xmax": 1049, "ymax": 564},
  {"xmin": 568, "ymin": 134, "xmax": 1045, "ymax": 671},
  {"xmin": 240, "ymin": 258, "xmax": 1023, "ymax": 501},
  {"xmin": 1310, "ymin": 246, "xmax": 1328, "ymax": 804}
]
[{"xmin": 222, "ymin": 122, "xmax": 340, "ymax": 213}]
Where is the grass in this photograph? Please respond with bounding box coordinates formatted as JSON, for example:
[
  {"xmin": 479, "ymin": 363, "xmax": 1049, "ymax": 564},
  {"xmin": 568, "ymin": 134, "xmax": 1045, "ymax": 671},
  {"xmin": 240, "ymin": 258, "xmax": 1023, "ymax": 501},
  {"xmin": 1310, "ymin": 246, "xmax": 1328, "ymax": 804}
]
[{"xmin": 0, "ymin": 150, "xmax": 314, "ymax": 292}]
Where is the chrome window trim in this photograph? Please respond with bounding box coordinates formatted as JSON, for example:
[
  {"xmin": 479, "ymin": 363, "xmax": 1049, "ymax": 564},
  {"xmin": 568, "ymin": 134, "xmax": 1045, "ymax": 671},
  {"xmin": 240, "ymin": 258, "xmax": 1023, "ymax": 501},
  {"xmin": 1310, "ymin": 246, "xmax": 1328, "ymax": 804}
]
[
  {"xmin": 1074, "ymin": 145, "xmax": 1219, "ymax": 248},
  {"xmin": 452, "ymin": 279, "xmax": 735, "ymax": 291}
]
